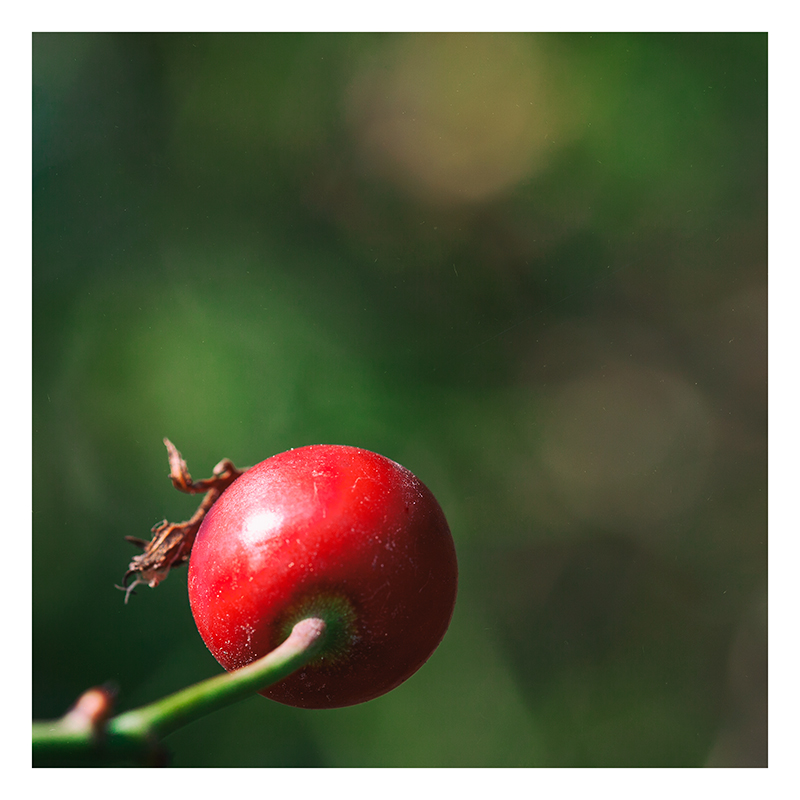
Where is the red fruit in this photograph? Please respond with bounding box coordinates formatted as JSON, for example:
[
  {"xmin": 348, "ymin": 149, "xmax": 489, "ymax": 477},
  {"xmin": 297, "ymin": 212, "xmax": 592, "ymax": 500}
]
[{"xmin": 187, "ymin": 445, "xmax": 458, "ymax": 709}]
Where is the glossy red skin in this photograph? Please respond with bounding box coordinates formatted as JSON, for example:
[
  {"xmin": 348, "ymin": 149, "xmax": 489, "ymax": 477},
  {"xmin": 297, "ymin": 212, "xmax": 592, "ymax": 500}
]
[{"xmin": 188, "ymin": 445, "xmax": 458, "ymax": 709}]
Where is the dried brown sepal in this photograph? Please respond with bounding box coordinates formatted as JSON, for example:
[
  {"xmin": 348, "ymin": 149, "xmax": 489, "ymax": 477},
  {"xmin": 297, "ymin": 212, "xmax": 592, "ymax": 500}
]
[{"xmin": 117, "ymin": 438, "xmax": 246, "ymax": 603}]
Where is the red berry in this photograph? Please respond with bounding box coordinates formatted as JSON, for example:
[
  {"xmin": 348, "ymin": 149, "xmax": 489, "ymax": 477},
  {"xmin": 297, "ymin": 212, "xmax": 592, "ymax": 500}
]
[{"xmin": 187, "ymin": 445, "xmax": 458, "ymax": 709}]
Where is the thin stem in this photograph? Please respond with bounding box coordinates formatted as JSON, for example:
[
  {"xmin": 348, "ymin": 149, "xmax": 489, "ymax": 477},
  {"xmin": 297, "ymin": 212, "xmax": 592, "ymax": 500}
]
[{"xmin": 32, "ymin": 618, "xmax": 328, "ymax": 766}]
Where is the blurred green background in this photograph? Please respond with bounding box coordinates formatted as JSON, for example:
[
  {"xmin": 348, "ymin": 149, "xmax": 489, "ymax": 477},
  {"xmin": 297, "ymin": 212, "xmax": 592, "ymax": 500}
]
[{"xmin": 32, "ymin": 32, "xmax": 766, "ymax": 767}]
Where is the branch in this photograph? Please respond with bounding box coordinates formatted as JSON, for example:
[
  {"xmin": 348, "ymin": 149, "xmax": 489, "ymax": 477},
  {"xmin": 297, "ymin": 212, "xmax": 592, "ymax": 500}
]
[{"xmin": 32, "ymin": 617, "xmax": 328, "ymax": 766}]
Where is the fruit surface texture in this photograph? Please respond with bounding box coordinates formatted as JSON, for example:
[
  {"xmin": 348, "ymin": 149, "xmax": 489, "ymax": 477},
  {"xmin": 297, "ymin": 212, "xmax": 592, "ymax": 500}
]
[{"xmin": 188, "ymin": 445, "xmax": 458, "ymax": 709}]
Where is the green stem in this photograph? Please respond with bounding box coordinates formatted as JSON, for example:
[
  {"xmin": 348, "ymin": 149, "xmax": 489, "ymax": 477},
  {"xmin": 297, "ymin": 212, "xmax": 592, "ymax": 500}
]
[{"xmin": 32, "ymin": 617, "xmax": 328, "ymax": 766}]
